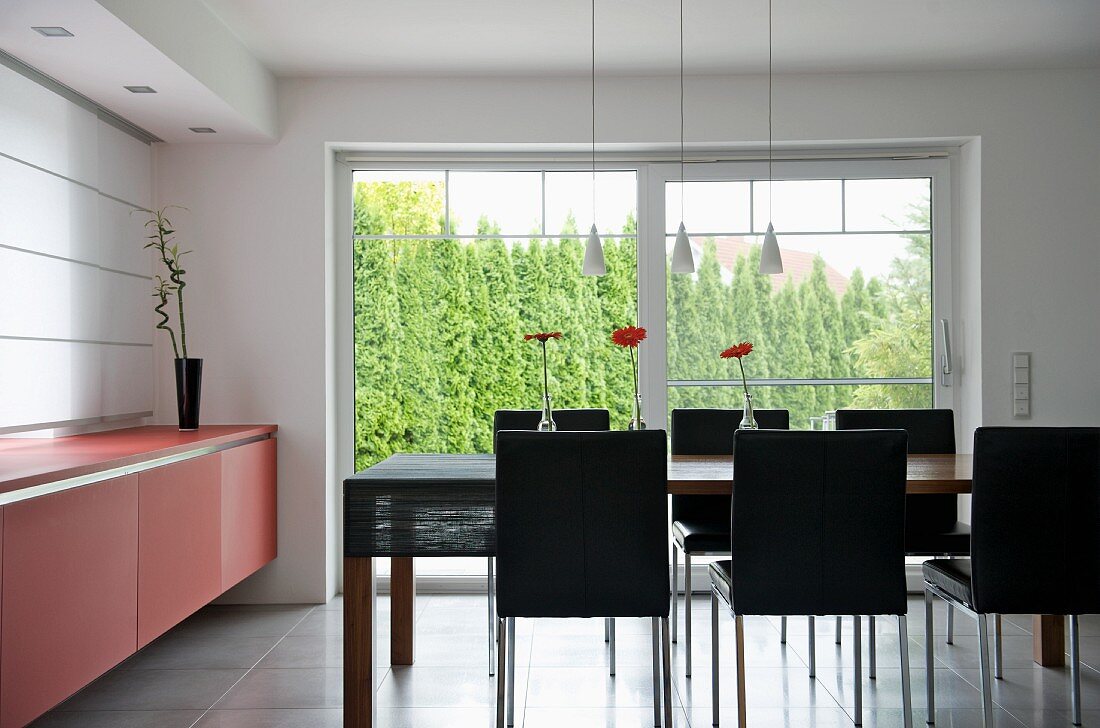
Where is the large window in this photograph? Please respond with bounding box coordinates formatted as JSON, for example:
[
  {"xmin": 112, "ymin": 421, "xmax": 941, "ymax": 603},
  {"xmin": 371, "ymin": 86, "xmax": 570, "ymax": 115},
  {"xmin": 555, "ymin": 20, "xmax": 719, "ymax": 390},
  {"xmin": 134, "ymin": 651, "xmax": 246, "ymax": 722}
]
[
  {"xmin": 655, "ymin": 160, "xmax": 943, "ymax": 429},
  {"xmin": 349, "ymin": 156, "xmax": 950, "ymax": 580}
]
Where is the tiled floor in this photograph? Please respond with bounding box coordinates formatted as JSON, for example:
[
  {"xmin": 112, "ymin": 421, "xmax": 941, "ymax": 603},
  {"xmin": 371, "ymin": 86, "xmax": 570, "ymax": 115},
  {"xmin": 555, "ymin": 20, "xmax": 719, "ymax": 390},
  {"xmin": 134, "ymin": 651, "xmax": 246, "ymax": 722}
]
[{"xmin": 33, "ymin": 595, "xmax": 1100, "ymax": 727}]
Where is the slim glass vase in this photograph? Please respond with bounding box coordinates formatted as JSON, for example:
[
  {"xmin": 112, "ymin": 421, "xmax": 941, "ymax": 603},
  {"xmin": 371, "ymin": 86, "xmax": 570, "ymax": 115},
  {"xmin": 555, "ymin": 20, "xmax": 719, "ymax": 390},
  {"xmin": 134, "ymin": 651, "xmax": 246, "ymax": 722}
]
[
  {"xmin": 628, "ymin": 393, "xmax": 647, "ymax": 431},
  {"xmin": 739, "ymin": 392, "xmax": 758, "ymax": 430},
  {"xmin": 537, "ymin": 393, "xmax": 557, "ymax": 432}
]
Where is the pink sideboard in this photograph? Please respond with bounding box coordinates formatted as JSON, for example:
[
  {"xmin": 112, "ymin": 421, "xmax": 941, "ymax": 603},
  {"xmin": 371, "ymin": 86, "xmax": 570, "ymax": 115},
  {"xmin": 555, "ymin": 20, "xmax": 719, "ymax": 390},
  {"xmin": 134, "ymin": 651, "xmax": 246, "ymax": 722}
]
[{"xmin": 0, "ymin": 425, "xmax": 277, "ymax": 728}]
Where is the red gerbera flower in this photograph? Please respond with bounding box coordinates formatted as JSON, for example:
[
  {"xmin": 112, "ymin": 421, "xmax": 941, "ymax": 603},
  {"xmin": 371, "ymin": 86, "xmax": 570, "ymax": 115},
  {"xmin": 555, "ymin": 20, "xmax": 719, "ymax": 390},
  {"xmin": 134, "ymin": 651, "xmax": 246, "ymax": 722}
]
[
  {"xmin": 524, "ymin": 331, "xmax": 563, "ymax": 342},
  {"xmin": 611, "ymin": 325, "xmax": 647, "ymax": 348},
  {"xmin": 720, "ymin": 342, "xmax": 754, "ymax": 359}
]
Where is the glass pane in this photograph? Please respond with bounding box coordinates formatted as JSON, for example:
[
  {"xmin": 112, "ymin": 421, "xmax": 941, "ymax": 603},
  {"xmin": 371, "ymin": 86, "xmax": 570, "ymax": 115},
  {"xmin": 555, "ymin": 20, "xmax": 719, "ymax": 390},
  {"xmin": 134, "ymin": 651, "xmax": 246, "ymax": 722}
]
[
  {"xmin": 845, "ymin": 178, "xmax": 931, "ymax": 231},
  {"xmin": 448, "ymin": 171, "xmax": 542, "ymax": 235},
  {"xmin": 352, "ymin": 170, "xmax": 446, "ymax": 236},
  {"xmin": 544, "ymin": 171, "xmax": 637, "ymax": 237},
  {"xmin": 664, "ymin": 181, "xmax": 751, "ymax": 234},
  {"xmin": 752, "ymin": 179, "xmax": 842, "ymax": 232},
  {"xmin": 668, "ymin": 383, "xmax": 933, "ymax": 432},
  {"xmin": 666, "ymin": 230, "xmax": 932, "ymax": 380},
  {"xmin": 353, "ymin": 233, "xmax": 638, "ymax": 473}
]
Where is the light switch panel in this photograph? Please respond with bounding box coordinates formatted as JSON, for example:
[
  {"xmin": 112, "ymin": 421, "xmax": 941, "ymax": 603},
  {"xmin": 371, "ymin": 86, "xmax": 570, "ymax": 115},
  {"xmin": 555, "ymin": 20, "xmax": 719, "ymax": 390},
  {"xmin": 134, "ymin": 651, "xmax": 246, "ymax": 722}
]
[{"xmin": 1012, "ymin": 351, "xmax": 1031, "ymax": 418}]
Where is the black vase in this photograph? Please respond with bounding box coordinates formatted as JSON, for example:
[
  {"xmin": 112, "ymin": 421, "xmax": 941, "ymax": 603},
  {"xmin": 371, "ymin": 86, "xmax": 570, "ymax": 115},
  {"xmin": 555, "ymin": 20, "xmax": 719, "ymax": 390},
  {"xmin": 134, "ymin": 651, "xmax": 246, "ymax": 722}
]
[{"xmin": 174, "ymin": 358, "xmax": 203, "ymax": 431}]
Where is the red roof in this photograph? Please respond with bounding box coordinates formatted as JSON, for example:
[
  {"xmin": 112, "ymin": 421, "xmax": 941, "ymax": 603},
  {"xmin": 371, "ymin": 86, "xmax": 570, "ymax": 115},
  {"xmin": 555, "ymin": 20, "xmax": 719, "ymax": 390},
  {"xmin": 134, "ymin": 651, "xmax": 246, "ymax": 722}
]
[{"xmin": 709, "ymin": 236, "xmax": 849, "ymax": 297}]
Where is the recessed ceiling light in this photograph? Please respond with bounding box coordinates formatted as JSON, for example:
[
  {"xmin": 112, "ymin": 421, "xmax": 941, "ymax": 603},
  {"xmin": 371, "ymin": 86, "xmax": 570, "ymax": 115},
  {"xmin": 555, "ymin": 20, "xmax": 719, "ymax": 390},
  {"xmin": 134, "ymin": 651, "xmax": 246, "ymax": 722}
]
[
  {"xmin": 188, "ymin": 127, "xmax": 217, "ymax": 134},
  {"xmin": 124, "ymin": 85, "xmax": 157, "ymax": 94},
  {"xmin": 32, "ymin": 26, "xmax": 73, "ymax": 37}
]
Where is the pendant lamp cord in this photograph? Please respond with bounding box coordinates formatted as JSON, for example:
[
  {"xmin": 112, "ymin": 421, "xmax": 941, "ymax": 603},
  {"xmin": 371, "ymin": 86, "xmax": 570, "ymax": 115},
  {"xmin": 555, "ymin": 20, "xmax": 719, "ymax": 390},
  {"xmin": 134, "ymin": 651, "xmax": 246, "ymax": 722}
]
[
  {"xmin": 768, "ymin": 0, "xmax": 773, "ymax": 221},
  {"xmin": 592, "ymin": 0, "xmax": 597, "ymax": 225},
  {"xmin": 680, "ymin": 0, "xmax": 685, "ymax": 221}
]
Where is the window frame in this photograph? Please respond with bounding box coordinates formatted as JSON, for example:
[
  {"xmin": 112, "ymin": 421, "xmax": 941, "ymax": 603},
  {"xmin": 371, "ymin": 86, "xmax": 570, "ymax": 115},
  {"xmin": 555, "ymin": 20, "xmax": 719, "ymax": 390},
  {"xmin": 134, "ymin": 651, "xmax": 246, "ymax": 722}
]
[{"xmin": 641, "ymin": 157, "xmax": 953, "ymax": 430}]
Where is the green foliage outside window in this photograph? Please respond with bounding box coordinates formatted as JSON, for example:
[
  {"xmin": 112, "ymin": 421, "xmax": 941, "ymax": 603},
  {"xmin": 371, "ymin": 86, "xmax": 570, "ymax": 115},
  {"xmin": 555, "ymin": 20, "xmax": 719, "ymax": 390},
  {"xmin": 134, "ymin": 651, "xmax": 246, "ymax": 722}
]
[{"xmin": 353, "ymin": 180, "xmax": 932, "ymax": 471}]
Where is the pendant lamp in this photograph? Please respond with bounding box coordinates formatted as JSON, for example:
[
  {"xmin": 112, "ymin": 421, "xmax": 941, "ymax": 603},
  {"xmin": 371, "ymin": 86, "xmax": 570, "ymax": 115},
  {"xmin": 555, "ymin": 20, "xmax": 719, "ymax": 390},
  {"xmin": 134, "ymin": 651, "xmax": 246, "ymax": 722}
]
[
  {"xmin": 582, "ymin": 0, "xmax": 606, "ymax": 276},
  {"xmin": 670, "ymin": 0, "xmax": 695, "ymax": 274},
  {"xmin": 758, "ymin": 0, "xmax": 784, "ymax": 275}
]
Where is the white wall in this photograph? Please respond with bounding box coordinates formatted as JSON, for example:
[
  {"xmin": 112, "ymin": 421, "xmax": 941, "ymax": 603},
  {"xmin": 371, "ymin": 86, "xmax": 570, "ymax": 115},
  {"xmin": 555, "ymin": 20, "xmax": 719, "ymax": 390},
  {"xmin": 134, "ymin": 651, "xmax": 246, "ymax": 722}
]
[
  {"xmin": 0, "ymin": 61, "xmax": 154, "ymax": 434},
  {"xmin": 153, "ymin": 67, "xmax": 1100, "ymax": 603}
]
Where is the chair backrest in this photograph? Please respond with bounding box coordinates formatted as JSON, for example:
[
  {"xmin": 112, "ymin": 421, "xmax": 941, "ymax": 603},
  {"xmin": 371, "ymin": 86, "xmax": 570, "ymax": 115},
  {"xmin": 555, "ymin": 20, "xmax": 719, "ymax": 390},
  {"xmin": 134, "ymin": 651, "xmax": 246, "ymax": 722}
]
[
  {"xmin": 670, "ymin": 408, "xmax": 789, "ymax": 527},
  {"xmin": 492, "ymin": 409, "xmax": 610, "ymax": 452},
  {"xmin": 730, "ymin": 429, "xmax": 908, "ymax": 616},
  {"xmin": 495, "ymin": 430, "xmax": 669, "ymax": 618},
  {"xmin": 970, "ymin": 427, "xmax": 1100, "ymax": 615},
  {"xmin": 836, "ymin": 409, "xmax": 958, "ymax": 542}
]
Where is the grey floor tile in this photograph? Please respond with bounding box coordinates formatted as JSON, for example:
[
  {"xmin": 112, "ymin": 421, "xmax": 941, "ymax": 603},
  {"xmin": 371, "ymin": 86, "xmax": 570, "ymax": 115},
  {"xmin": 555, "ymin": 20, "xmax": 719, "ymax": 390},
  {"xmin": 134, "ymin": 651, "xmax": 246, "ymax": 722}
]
[
  {"xmin": 257, "ymin": 635, "xmax": 344, "ymax": 668},
  {"xmin": 287, "ymin": 610, "xmax": 344, "ymax": 637},
  {"xmin": 176, "ymin": 608, "xmax": 313, "ymax": 639},
  {"xmin": 674, "ymin": 666, "xmax": 842, "ymax": 709},
  {"xmin": 375, "ymin": 707, "xmax": 496, "ymax": 727},
  {"xmin": 525, "ymin": 666, "xmax": 662, "ymax": 708},
  {"xmin": 122, "ymin": 632, "xmax": 282, "ymax": 670},
  {"xmin": 687, "ymin": 706, "xmax": 855, "ymax": 728},
  {"xmin": 377, "ymin": 665, "xmax": 522, "ymax": 708},
  {"xmin": 213, "ymin": 668, "xmax": 343, "ymax": 710},
  {"xmin": 30, "ymin": 710, "xmax": 204, "ymax": 728},
  {"xmin": 845, "ymin": 708, "xmax": 1024, "ymax": 728},
  {"xmin": 821, "ymin": 667, "xmax": 983, "ymax": 711},
  {"xmin": 193, "ymin": 708, "xmax": 343, "ymax": 727},
  {"xmin": 523, "ymin": 706, "xmax": 691, "ymax": 727},
  {"xmin": 59, "ymin": 669, "xmax": 246, "ymax": 711},
  {"xmin": 953, "ymin": 667, "xmax": 1100, "ymax": 713}
]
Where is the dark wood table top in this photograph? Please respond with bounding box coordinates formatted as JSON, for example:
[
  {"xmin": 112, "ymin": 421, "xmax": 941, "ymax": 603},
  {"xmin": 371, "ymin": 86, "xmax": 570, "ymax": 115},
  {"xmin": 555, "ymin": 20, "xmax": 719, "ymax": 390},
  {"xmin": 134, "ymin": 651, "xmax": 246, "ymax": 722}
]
[{"xmin": 345, "ymin": 452, "xmax": 972, "ymax": 496}]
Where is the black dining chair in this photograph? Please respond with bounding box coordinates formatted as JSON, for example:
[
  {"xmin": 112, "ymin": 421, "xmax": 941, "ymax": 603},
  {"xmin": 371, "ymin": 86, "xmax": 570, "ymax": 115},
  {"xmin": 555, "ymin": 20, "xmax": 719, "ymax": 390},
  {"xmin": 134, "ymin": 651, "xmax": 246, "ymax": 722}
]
[
  {"xmin": 488, "ymin": 409, "xmax": 610, "ymax": 676},
  {"xmin": 836, "ymin": 408, "xmax": 966, "ymax": 673},
  {"xmin": 495, "ymin": 430, "xmax": 674, "ymax": 727},
  {"xmin": 923, "ymin": 427, "xmax": 1100, "ymax": 727},
  {"xmin": 670, "ymin": 408, "xmax": 789, "ymax": 678},
  {"xmin": 709, "ymin": 429, "xmax": 912, "ymax": 728}
]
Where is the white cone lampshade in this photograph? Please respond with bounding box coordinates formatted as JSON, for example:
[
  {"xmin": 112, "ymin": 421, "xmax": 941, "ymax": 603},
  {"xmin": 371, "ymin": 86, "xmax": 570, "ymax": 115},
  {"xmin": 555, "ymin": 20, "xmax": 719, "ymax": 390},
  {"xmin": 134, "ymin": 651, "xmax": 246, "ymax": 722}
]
[
  {"xmin": 671, "ymin": 222, "xmax": 695, "ymax": 273},
  {"xmin": 582, "ymin": 224, "xmax": 606, "ymax": 276},
  {"xmin": 759, "ymin": 222, "xmax": 783, "ymax": 274}
]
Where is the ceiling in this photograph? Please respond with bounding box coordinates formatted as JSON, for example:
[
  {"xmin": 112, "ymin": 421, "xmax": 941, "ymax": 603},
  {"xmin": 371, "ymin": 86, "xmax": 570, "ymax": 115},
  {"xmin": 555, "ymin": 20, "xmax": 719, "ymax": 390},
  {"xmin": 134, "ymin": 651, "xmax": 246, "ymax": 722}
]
[{"xmin": 202, "ymin": 0, "xmax": 1100, "ymax": 77}]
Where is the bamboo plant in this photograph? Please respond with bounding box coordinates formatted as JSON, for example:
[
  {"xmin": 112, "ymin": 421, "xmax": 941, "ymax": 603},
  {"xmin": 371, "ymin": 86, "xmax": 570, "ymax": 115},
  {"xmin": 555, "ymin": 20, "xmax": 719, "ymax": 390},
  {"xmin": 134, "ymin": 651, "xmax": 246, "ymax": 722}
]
[{"xmin": 143, "ymin": 206, "xmax": 191, "ymax": 358}]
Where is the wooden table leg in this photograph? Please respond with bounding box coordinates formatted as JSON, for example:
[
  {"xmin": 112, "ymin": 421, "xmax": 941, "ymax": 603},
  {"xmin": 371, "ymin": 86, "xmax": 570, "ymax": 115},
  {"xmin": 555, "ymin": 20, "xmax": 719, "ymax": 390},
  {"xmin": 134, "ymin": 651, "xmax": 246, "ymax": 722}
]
[
  {"xmin": 391, "ymin": 556, "xmax": 416, "ymax": 665},
  {"xmin": 344, "ymin": 556, "xmax": 376, "ymax": 728},
  {"xmin": 1033, "ymin": 615, "xmax": 1066, "ymax": 667}
]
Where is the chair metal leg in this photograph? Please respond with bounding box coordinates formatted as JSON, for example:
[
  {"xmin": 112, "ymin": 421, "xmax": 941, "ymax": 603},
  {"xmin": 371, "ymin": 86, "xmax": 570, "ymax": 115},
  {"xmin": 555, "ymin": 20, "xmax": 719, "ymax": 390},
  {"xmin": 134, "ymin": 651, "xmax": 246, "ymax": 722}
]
[
  {"xmin": 976, "ymin": 613, "xmax": 994, "ymax": 728},
  {"xmin": 652, "ymin": 617, "xmax": 662, "ymax": 727},
  {"xmin": 488, "ymin": 558, "xmax": 496, "ymax": 676},
  {"xmin": 781, "ymin": 616, "xmax": 787, "ymax": 644},
  {"xmin": 899, "ymin": 615, "xmax": 914, "ymax": 728},
  {"xmin": 662, "ymin": 616, "xmax": 674, "ymax": 728},
  {"xmin": 1071, "ymin": 615, "xmax": 1082, "ymax": 726},
  {"xmin": 946, "ymin": 603, "xmax": 955, "ymax": 645},
  {"xmin": 609, "ymin": 617, "xmax": 617, "ymax": 676},
  {"xmin": 853, "ymin": 616, "xmax": 863, "ymax": 726},
  {"xmin": 496, "ymin": 618, "xmax": 507, "ymax": 728},
  {"xmin": 993, "ymin": 614, "xmax": 1003, "ymax": 679},
  {"xmin": 671, "ymin": 546, "xmax": 679, "ymax": 643},
  {"xmin": 605, "ymin": 617, "xmax": 610, "ymax": 642},
  {"xmin": 735, "ymin": 614, "xmax": 747, "ymax": 728},
  {"xmin": 506, "ymin": 617, "xmax": 516, "ymax": 726},
  {"xmin": 836, "ymin": 615, "xmax": 843, "ymax": 644},
  {"xmin": 685, "ymin": 553, "xmax": 693, "ymax": 677},
  {"xmin": 808, "ymin": 616, "xmax": 816, "ymax": 678},
  {"xmin": 712, "ymin": 591, "xmax": 720, "ymax": 726},
  {"xmin": 924, "ymin": 589, "xmax": 936, "ymax": 724},
  {"xmin": 869, "ymin": 616, "xmax": 876, "ymax": 679}
]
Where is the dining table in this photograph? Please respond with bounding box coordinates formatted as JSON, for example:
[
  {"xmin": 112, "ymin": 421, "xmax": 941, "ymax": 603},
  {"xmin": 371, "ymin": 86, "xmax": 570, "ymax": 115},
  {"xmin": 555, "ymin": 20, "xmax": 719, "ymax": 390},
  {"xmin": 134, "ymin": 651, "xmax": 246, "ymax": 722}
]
[{"xmin": 342, "ymin": 451, "xmax": 1062, "ymax": 728}]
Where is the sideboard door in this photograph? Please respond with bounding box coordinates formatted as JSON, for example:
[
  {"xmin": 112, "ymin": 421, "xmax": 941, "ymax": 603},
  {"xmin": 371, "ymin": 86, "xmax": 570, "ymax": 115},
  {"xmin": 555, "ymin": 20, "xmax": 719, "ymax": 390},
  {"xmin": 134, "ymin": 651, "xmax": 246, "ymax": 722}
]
[
  {"xmin": 1, "ymin": 476, "xmax": 139, "ymax": 728},
  {"xmin": 221, "ymin": 438, "xmax": 278, "ymax": 590},
  {"xmin": 138, "ymin": 453, "xmax": 222, "ymax": 648}
]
